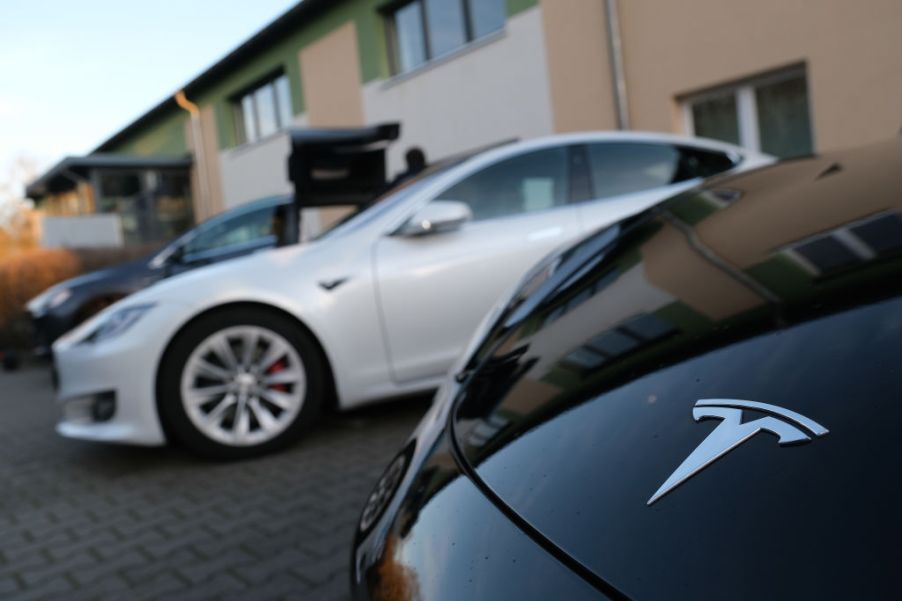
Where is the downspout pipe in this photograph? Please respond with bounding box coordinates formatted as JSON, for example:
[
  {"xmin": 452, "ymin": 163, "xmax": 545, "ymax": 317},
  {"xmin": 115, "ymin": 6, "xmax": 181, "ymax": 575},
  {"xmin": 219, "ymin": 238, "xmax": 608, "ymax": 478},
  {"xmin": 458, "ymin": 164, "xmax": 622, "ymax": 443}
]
[
  {"xmin": 175, "ymin": 90, "xmax": 212, "ymax": 220},
  {"xmin": 605, "ymin": 0, "xmax": 630, "ymax": 130}
]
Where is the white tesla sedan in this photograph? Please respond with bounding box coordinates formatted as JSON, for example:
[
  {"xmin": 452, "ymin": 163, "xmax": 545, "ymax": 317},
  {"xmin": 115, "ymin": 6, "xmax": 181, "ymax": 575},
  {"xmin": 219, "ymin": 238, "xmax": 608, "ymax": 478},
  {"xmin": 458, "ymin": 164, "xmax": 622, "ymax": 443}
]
[{"xmin": 53, "ymin": 132, "xmax": 771, "ymax": 458}]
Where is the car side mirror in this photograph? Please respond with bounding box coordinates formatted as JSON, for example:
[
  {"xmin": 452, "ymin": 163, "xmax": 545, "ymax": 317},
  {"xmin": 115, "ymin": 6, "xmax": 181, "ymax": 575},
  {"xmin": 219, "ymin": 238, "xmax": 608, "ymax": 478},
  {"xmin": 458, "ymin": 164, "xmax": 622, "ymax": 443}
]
[
  {"xmin": 398, "ymin": 201, "xmax": 472, "ymax": 237},
  {"xmin": 168, "ymin": 245, "xmax": 186, "ymax": 265}
]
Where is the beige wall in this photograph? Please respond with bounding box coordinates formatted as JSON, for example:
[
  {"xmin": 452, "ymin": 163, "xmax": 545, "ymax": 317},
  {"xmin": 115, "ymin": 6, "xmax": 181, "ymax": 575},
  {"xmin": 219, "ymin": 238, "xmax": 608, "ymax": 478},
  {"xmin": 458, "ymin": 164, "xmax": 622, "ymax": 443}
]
[
  {"xmin": 299, "ymin": 21, "xmax": 367, "ymax": 230},
  {"xmin": 299, "ymin": 22, "xmax": 366, "ymax": 127},
  {"xmin": 618, "ymin": 0, "xmax": 902, "ymax": 151},
  {"xmin": 540, "ymin": 0, "xmax": 617, "ymax": 132},
  {"xmin": 185, "ymin": 107, "xmax": 225, "ymax": 220}
]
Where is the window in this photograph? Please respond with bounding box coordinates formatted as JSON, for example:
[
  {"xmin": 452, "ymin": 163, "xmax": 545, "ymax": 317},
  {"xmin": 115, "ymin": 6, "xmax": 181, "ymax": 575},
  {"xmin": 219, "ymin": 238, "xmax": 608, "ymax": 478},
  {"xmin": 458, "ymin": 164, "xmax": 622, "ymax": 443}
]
[
  {"xmin": 438, "ymin": 147, "xmax": 569, "ymax": 221},
  {"xmin": 387, "ymin": 0, "xmax": 506, "ymax": 75},
  {"xmin": 583, "ymin": 143, "xmax": 736, "ymax": 200},
  {"xmin": 784, "ymin": 212, "xmax": 902, "ymax": 276},
  {"xmin": 233, "ymin": 73, "xmax": 294, "ymax": 144},
  {"xmin": 684, "ymin": 68, "xmax": 813, "ymax": 159},
  {"xmin": 185, "ymin": 206, "xmax": 278, "ymax": 256}
]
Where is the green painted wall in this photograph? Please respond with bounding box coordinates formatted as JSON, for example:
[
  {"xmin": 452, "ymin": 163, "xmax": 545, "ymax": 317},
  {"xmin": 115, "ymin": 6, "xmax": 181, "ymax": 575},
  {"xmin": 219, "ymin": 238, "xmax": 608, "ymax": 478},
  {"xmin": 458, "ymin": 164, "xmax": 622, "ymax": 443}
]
[
  {"xmin": 507, "ymin": 0, "xmax": 539, "ymax": 17},
  {"xmin": 104, "ymin": 110, "xmax": 188, "ymax": 156}
]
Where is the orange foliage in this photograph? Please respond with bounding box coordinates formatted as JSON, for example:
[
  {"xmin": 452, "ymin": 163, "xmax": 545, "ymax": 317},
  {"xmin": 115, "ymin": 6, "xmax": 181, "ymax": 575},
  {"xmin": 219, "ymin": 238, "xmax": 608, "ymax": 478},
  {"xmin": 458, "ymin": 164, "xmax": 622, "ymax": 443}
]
[{"xmin": 0, "ymin": 248, "xmax": 80, "ymax": 331}]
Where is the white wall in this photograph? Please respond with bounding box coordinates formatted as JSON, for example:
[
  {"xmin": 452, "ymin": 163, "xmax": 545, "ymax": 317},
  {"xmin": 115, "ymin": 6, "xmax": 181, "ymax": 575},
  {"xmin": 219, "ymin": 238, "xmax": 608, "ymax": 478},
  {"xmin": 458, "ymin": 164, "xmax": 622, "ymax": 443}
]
[
  {"xmin": 362, "ymin": 7, "xmax": 554, "ymax": 175},
  {"xmin": 218, "ymin": 131, "xmax": 294, "ymax": 210},
  {"xmin": 41, "ymin": 215, "xmax": 123, "ymax": 248}
]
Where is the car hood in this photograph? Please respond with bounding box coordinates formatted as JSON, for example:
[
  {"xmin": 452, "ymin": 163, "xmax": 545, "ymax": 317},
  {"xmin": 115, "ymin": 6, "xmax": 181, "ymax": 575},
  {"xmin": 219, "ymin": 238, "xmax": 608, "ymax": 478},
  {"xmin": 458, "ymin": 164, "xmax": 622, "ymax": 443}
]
[
  {"xmin": 119, "ymin": 239, "xmax": 328, "ymax": 308},
  {"xmin": 27, "ymin": 257, "xmax": 154, "ymax": 312},
  {"xmin": 452, "ymin": 138, "xmax": 902, "ymax": 599}
]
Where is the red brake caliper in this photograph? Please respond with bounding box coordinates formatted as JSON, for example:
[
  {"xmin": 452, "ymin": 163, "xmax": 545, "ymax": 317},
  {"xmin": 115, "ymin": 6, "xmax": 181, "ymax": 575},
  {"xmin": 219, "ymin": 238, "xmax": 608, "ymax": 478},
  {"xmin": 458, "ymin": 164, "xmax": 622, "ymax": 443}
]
[{"xmin": 267, "ymin": 360, "xmax": 289, "ymax": 392}]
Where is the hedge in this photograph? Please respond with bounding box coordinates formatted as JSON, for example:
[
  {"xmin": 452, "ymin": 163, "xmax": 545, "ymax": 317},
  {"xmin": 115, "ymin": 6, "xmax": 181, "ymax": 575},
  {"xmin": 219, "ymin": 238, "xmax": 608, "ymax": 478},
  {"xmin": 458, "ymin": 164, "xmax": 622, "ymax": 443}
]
[{"xmin": 0, "ymin": 245, "xmax": 160, "ymax": 350}]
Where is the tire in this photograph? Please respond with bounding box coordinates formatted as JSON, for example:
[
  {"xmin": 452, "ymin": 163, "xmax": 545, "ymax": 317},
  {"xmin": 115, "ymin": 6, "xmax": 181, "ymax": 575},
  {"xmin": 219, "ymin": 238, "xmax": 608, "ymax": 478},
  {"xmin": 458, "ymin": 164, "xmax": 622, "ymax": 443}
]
[{"xmin": 157, "ymin": 307, "xmax": 325, "ymax": 459}]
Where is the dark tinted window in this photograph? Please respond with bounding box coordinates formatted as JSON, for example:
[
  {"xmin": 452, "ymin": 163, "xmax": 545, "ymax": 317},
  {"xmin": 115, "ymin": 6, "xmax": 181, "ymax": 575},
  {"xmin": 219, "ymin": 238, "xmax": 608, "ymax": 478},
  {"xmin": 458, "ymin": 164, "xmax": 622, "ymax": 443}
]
[
  {"xmin": 755, "ymin": 74, "xmax": 813, "ymax": 158},
  {"xmin": 676, "ymin": 146, "xmax": 737, "ymax": 179},
  {"xmin": 691, "ymin": 93, "xmax": 740, "ymax": 145},
  {"xmin": 851, "ymin": 213, "xmax": 902, "ymax": 256},
  {"xmin": 794, "ymin": 236, "xmax": 860, "ymax": 274},
  {"xmin": 440, "ymin": 147, "xmax": 570, "ymax": 221}
]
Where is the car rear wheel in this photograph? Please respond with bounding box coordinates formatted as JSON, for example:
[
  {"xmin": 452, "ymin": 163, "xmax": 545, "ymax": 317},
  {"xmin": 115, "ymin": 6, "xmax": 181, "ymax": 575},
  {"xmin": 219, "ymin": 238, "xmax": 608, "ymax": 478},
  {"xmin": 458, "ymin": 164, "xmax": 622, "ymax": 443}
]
[{"xmin": 158, "ymin": 308, "xmax": 324, "ymax": 459}]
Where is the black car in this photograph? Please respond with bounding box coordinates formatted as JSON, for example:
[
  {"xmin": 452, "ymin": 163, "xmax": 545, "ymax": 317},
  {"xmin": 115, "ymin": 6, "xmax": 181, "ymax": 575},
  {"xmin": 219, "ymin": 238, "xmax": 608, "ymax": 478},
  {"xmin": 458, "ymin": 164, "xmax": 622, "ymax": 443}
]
[
  {"xmin": 352, "ymin": 136, "xmax": 902, "ymax": 600},
  {"xmin": 27, "ymin": 195, "xmax": 292, "ymax": 355}
]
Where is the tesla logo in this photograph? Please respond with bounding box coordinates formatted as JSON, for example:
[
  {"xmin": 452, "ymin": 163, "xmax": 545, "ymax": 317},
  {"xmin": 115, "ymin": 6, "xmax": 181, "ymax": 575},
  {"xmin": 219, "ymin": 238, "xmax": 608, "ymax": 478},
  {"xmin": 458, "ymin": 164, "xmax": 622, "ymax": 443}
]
[{"xmin": 648, "ymin": 399, "xmax": 828, "ymax": 506}]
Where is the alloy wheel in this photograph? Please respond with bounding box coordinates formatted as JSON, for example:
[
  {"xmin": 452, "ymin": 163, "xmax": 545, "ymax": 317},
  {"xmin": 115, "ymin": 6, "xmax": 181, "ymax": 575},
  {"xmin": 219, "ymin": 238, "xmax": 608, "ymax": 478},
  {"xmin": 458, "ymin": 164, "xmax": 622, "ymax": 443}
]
[{"xmin": 180, "ymin": 326, "xmax": 306, "ymax": 446}]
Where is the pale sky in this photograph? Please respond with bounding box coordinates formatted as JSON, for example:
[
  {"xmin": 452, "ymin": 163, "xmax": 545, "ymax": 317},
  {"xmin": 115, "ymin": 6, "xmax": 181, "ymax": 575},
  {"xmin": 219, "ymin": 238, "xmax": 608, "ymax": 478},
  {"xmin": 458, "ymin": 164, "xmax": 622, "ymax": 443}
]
[{"xmin": 0, "ymin": 0, "xmax": 300, "ymax": 196}]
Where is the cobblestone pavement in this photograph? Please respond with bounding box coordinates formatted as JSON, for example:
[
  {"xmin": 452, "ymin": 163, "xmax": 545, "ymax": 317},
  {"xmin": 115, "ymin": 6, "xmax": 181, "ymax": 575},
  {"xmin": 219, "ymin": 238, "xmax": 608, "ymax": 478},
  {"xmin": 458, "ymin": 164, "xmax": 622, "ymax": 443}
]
[{"xmin": 0, "ymin": 366, "xmax": 429, "ymax": 600}]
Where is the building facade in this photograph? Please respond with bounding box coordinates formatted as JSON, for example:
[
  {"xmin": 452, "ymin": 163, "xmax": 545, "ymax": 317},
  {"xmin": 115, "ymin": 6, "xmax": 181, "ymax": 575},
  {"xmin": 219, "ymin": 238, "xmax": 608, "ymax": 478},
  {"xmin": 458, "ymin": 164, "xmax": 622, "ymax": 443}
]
[{"xmin": 27, "ymin": 0, "xmax": 902, "ymax": 245}]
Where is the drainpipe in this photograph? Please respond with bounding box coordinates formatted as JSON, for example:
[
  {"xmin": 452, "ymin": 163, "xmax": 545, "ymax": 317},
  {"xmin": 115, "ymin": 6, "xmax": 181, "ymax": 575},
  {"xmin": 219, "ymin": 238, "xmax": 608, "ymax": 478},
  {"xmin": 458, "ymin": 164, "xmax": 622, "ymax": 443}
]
[
  {"xmin": 175, "ymin": 90, "xmax": 212, "ymax": 220},
  {"xmin": 604, "ymin": 0, "xmax": 630, "ymax": 130}
]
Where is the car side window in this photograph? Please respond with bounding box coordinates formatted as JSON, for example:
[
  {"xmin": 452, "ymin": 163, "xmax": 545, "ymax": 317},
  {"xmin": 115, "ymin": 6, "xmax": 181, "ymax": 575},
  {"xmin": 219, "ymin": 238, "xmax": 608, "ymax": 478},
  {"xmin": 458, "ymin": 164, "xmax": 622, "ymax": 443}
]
[
  {"xmin": 185, "ymin": 206, "xmax": 277, "ymax": 256},
  {"xmin": 586, "ymin": 143, "xmax": 682, "ymax": 200},
  {"xmin": 438, "ymin": 147, "xmax": 570, "ymax": 221},
  {"xmin": 585, "ymin": 142, "xmax": 738, "ymax": 202},
  {"xmin": 675, "ymin": 146, "xmax": 737, "ymax": 179}
]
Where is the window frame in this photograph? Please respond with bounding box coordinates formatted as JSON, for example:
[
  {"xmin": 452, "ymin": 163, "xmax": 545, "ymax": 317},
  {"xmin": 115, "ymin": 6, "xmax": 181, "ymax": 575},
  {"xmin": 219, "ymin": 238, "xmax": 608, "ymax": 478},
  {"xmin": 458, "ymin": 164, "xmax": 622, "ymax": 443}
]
[
  {"xmin": 682, "ymin": 66, "xmax": 814, "ymax": 156},
  {"xmin": 231, "ymin": 71, "xmax": 294, "ymax": 146},
  {"xmin": 383, "ymin": 0, "xmax": 506, "ymax": 76}
]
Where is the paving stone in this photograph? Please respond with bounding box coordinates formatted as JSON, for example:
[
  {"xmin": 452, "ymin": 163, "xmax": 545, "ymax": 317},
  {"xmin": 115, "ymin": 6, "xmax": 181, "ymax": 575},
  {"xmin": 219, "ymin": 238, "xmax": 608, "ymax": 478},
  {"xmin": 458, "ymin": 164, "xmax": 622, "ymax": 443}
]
[{"xmin": 0, "ymin": 366, "xmax": 427, "ymax": 600}]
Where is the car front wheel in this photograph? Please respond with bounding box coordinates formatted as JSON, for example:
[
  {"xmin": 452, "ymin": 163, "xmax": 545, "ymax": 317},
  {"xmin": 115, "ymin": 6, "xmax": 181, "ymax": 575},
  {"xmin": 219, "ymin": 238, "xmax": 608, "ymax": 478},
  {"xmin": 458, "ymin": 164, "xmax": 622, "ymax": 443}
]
[{"xmin": 158, "ymin": 308, "xmax": 324, "ymax": 459}]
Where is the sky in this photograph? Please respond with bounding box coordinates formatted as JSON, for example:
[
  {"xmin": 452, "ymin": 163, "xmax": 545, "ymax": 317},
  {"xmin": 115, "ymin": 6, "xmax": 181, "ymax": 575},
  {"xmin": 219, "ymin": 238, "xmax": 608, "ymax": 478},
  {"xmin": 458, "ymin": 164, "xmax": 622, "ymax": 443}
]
[{"xmin": 0, "ymin": 0, "xmax": 300, "ymax": 197}]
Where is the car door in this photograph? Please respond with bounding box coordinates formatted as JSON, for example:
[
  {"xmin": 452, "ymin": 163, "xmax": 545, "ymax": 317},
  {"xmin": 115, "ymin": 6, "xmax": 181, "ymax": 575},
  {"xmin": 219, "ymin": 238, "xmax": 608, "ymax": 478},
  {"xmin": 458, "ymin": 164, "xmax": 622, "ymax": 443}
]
[
  {"xmin": 168, "ymin": 204, "xmax": 282, "ymax": 276},
  {"xmin": 574, "ymin": 142, "xmax": 738, "ymax": 233},
  {"xmin": 374, "ymin": 146, "xmax": 583, "ymax": 383}
]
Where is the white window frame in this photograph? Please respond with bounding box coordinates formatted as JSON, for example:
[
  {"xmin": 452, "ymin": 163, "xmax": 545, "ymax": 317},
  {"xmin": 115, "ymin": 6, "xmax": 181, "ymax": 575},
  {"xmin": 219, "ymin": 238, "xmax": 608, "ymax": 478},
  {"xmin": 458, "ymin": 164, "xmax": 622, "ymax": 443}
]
[
  {"xmin": 233, "ymin": 73, "xmax": 293, "ymax": 146},
  {"xmin": 682, "ymin": 66, "xmax": 811, "ymax": 153}
]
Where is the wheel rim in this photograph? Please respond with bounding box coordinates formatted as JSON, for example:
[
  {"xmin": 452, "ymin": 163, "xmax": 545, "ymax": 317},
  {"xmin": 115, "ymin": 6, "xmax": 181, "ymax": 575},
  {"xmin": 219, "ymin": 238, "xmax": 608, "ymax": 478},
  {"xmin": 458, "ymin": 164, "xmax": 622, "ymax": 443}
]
[{"xmin": 180, "ymin": 326, "xmax": 306, "ymax": 447}]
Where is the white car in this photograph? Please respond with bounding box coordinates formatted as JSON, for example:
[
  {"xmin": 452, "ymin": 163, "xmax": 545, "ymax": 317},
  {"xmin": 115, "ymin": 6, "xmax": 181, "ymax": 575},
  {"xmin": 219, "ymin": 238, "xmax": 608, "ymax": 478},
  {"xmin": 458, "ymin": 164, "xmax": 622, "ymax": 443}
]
[{"xmin": 53, "ymin": 132, "xmax": 772, "ymax": 458}]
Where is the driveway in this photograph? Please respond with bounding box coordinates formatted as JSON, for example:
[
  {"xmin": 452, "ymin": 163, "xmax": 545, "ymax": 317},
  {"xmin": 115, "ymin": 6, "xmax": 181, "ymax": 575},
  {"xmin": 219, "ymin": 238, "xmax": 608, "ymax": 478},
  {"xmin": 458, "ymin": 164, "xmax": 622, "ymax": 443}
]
[{"xmin": 0, "ymin": 366, "xmax": 428, "ymax": 600}]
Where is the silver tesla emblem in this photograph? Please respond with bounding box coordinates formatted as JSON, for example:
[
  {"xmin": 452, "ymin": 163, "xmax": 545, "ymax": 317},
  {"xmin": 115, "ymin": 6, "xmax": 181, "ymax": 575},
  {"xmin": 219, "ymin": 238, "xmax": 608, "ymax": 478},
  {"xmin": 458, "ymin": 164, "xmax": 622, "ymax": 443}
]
[{"xmin": 648, "ymin": 399, "xmax": 828, "ymax": 506}]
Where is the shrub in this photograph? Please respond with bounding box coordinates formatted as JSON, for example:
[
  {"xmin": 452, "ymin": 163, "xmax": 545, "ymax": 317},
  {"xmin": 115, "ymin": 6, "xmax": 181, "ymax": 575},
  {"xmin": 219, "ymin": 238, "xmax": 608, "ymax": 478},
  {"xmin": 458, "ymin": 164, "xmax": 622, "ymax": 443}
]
[
  {"xmin": 0, "ymin": 248, "xmax": 81, "ymax": 348},
  {"xmin": 0, "ymin": 243, "xmax": 164, "ymax": 350}
]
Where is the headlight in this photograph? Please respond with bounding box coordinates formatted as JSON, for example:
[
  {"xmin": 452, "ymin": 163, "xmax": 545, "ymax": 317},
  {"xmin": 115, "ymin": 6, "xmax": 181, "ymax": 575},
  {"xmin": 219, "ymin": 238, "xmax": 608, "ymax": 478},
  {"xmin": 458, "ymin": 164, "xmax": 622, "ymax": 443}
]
[
  {"xmin": 27, "ymin": 287, "xmax": 71, "ymax": 315},
  {"xmin": 87, "ymin": 304, "xmax": 155, "ymax": 343}
]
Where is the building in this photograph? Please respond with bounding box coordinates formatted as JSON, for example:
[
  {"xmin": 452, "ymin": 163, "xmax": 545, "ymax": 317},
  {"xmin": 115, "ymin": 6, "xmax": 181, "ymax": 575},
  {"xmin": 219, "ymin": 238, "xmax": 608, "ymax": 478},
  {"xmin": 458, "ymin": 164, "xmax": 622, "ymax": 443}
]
[{"xmin": 26, "ymin": 0, "xmax": 902, "ymax": 247}]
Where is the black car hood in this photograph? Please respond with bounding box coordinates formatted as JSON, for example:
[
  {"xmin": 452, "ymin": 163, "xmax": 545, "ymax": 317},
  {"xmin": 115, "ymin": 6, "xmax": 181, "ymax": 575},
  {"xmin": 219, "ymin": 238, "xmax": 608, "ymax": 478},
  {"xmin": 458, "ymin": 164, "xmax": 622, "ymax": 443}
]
[
  {"xmin": 452, "ymin": 138, "xmax": 902, "ymax": 599},
  {"xmin": 54, "ymin": 256, "xmax": 155, "ymax": 294}
]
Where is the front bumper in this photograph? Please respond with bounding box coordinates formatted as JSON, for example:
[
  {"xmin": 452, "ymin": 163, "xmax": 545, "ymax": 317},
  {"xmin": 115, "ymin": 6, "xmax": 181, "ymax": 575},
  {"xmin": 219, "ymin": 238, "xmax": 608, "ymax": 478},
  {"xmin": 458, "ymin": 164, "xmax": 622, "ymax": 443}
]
[{"xmin": 52, "ymin": 302, "xmax": 191, "ymax": 446}]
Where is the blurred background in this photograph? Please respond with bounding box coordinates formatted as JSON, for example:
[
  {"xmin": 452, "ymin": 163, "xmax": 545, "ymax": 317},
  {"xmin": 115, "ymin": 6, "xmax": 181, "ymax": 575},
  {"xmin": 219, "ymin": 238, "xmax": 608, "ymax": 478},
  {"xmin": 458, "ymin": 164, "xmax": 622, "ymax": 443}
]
[{"xmin": 2, "ymin": 0, "xmax": 901, "ymax": 351}]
